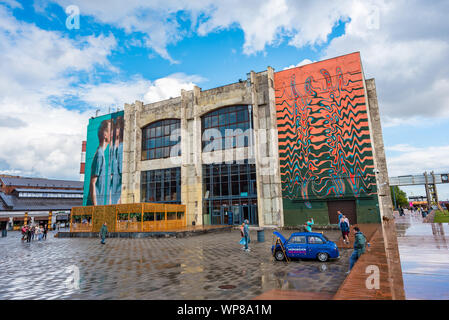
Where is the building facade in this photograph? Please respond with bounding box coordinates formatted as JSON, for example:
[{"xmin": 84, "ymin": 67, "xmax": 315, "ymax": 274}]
[
  {"xmin": 0, "ymin": 176, "xmax": 83, "ymax": 230},
  {"xmin": 83, "ymin": 52, "xmax": 393, "ymax": 227}
]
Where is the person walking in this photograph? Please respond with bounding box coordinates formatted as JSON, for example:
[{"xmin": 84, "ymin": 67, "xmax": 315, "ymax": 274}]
[
  {"xmin": 304, "ymin": 217, "xmax": 314, "ymax": 232},
  {"xmin": 21, "ymin": 225, "xmax": 27, "ymax": 241},
  {"xmin": 337, "ymin": 211, "xmax": 343, "ymax": 224},
  {"xmin": 31, "ymin": 225, "xmax": 35, "ymax": 241},
  {"xmin": 100, "ymin": 222, "xmax": 108, "ymax": 244},
  {"xmin": 243, "ymin": 219, "xmax": 250, "ymax": 252},
  {"xmin": 35, "ymin": 225, "xmax": 41, "ymax": 241},
  {"xmin": 43, "ymin": 224, "xmax": 48, "ymax": 240},
  {"xmin": 339, "ymin": 216, "xmax": 350, "ymax": 244},
  {"xmin": 26, "ymin": 226, "xmax": 32, "ymax": 243},
  {"xmin": 239, "ymin": 222, "xmax": 246, "ymax": 249},
  {"xmin": 347, "ymin": 227, "xmax": 367, "ymax": 273}
]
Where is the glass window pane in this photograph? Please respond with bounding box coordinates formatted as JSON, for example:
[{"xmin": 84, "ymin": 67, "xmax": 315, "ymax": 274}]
[
  {"xmin": 219, "ymin": 113, "xmax": 226, "ymax": 125},
  {"xmin": 154, "ymin": 126, "xmax": 160, "ymax": 136},
  {"xmin": 237, "ymin": 111, "xmax": 245, "ymax": 122},
  {"xmin": 211, "ymin": 116, "xmax": 218, "ymax": 127},
  {"xmin": 229, "ymin": 112, "xmax": 236, "ymax": 124}
]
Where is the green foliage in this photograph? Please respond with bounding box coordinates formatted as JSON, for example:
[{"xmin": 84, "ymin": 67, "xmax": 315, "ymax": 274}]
[
  {"xmin": 434, "ymin": 210, "xmax": 449, "ymax": 223},
  {"xmin": 390, "ymin": 186, "xmax": 408, "ymax": 208}
]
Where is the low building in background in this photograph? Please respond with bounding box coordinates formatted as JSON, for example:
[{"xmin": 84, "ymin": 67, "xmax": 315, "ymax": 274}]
[
  {"xmin": 0, "ymin": 176, "xmax": 83, "ymax": 230},
  {"xmin": 82, "ymin": 52, "xmax": 393, "ymax": 228}
]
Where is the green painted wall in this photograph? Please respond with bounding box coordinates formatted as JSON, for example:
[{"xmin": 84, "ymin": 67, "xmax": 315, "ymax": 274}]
[
  {"xmin": 283, "ymin": 200, "xmax": 330, "ymax": 226},
  {"xmin": 283, "ymin": 197, "xmax": 381, "ymax": 226}
]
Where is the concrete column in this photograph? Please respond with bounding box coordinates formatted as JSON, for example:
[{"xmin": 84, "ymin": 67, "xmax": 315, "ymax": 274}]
[
  {"xmin": 180, "ymin": 88, "xmax": 203, "ymax": 226},
  {"xmin": 424, "ymin": 172, "xmax": 431, "ymax": 209},
  {"xmin": 249, "ymin": 71, "xmax": 266, "ymax": 226},
  {"xmin": 364, "ymin": 78, "xmax": 394, "ymax": 220},
  {"xmin": 121, "ymin": 102, "xmax": 136, "ymax": 204},
  {"xmin": 267, "ymin": 66, "xmax": 284, "ymax": 227}
]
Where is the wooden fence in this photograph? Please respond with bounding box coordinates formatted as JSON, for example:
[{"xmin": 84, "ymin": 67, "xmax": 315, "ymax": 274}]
[{"xmin": 70, "ymin": 203, "xmax": 186, "ymax": 233}]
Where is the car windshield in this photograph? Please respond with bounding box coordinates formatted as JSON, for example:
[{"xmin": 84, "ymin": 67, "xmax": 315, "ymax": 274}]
[{"xmin": 321, "ymin": 235, "xmax": 330, "ymax": 242}]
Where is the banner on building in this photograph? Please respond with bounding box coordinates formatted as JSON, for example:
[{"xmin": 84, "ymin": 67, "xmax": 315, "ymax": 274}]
[{"xmin": 83, "ymin": 111, "xmax": 124, "ymax": 206}]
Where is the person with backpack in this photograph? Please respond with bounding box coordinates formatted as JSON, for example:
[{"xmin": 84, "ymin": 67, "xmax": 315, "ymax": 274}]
[
  {"xmin": 339, "ymin": 216, "xmax": 350, "ymax": 244},
  {"xmin": 347, "ymin": 226, "xmax": 367, "ymax": 273}
]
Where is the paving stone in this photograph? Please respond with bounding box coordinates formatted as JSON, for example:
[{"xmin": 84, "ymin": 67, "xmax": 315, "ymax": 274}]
[{"xmin": 0, "ymin": 229, "xmax": 350, "ymax": 299}]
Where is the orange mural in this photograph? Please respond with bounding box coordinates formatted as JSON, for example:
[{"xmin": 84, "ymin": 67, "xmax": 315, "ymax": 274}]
[{"xmin": 274, "ymin": 52, "xmax": 376, "ymax": 201}]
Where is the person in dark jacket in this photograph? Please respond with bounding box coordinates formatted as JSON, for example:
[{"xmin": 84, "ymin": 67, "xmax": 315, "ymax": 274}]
[
  {"xmin": 26, "ymin": 226, "xmax": 32, "ymax": 243},
  {"xmin": 43, "ymin": 224, "xmax": 48, "ymax": 240},
  {"xmin": 100, "ymin": 222, "xmax": 108, "ymax": 244},
  {"xmin": 347, "ymin": 227, "xmax": 367, "ymax": 272},
  {"xmin": 339, "ymin": 216, "xmax": 350, "ymax": 244},
  {"xmin": 243, "ymin": 220, "xmax": 250, "ymax": 252}
]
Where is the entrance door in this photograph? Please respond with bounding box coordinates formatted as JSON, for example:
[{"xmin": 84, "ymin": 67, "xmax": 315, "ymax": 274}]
[
  {"xmin": 250, "ymin": 205, "xmax": 258, "ymax": 225},
  {"xmin": 232, "ymin": 206, "xmax": 240, "ymax": 225},
  {"xmin": 221, "ymin": 207, "xmax": 229, "ymax": 225},
  {"xmin": 327, "ymin": 200, "xmax": 357, "ymax": 224},
  {"xmin": 242, "ymin": 206, "xmax": 249, "ymax": 223},
  {"xmin": 212, "ymin": 207, "xmax": 222, "ymax": 225}
]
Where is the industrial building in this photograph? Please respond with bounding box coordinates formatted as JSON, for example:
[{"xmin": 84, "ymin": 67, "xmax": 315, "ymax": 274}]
[
  {"xmin": 82, "ymin": 52, "xmax": 393, "ymax": 227},
  {"xmin": 0, "ymin": 176, "xmax": 83, "ymax": 230}
]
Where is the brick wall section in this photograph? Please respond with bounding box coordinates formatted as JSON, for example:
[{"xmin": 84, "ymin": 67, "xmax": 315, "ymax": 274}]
[{"xmin": 333, "ymin": 220, "xmax": 405, "ymax": 300}]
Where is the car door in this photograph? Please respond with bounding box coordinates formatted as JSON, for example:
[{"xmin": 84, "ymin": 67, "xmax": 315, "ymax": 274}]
[
  {"xmin": 306, "ymin": 235, "xmax": 326, "ymax": 258},
  {"xmin": 285, "ymin": 235, "xmax": 307, "ymax": 258}
]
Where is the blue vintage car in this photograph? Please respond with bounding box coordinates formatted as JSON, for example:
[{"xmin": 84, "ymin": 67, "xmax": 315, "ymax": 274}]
[{"xmin": 271, "ymin": 231, "xmax": 339, "ymax": 262}]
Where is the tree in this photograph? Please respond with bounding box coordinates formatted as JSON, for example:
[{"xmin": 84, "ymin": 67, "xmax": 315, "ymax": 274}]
[{"xmin": 390, "ymin": 186, "xmax": 408, "ymax": 208}]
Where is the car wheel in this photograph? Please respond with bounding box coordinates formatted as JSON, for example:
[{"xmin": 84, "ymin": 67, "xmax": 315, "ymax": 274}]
[
  {"xmin": 275, "ymin": 250, "xmax": 285, "ymax": 261},
  {"xmin": 317, "ymin": 252, "xmax": 329, "ymax": 262}
]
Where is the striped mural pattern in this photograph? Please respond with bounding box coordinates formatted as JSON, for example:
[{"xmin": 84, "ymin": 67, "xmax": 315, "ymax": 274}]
[{"xmin": 274, "ymin": 53, "xmax": 376, "ymax": 201}]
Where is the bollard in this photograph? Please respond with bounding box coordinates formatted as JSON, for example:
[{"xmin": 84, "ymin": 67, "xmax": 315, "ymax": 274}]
[{"xmin": 257, "ymin": 228, "xmax": 265, "ymax": 242}]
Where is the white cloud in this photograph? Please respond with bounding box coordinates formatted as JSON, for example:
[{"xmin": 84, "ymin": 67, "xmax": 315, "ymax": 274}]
[
  {"xmin": 76, "ymin": 73, "xmax": 204, "ymax": 113},
  {"xmin": 283, "ymin": 59, "xmax": 315, "ymax": 70},
  {"xmin": 0, "ymin": 4, "xmax": 116, "ymax": 180},
  {"xmin": 0, "ymin": 0, "xmax": 22, "ymax": 9},
  {"xmin": 42, "ymin": 0, "xmax": 449, "ymax": 124},
  {"xmin": 143, "ymin": 73, "xmax": 204, "ymax": 103},
  {"xmin": 49, "ymin": 0, "xmax": 353, "ymax": 59},
  {"xmin": 387, "ymin": 144, "xmax": 449, "ymax": 177},
  {"xmin": 323, "ymin": 0, "xmax": 449, "ymax": 124}
]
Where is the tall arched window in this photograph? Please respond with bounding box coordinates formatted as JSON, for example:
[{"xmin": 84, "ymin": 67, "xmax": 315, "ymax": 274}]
[
  {"xmin": 142, "ymin": 119, "xmax": 180, "ymax": 160},
  {"xmin": 201, "ymin": 105, "xmax": 252, "ymax": 151}
]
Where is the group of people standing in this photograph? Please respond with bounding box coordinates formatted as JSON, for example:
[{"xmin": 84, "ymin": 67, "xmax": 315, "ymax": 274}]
[
  {"xmin": 399, "ymin": 206, "xmax": 428, "ymax": 218},
  {"xmin": 21, "ymin": 224, "xmax": 48, "ymax": 242}
]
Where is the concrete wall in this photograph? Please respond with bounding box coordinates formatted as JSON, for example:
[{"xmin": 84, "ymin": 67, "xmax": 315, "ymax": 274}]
[
  {"xmin": 364, "ymin": 78, "xmax": 394, "ymax": 219},
  {"xmin": 121, "ymin": 70, "xmax": 284, "ymax": 227}
]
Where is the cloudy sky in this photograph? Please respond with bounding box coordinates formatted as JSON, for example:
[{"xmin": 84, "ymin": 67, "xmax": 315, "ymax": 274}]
[{"xmin": 1, "ymin": 0, "xmax": 448, "ymax": 200}]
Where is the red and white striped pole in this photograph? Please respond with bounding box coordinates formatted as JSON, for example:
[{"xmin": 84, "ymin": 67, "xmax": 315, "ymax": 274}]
[{"xmin": 80, "ymin": 141, "xmax": 86, "ymax": 181}]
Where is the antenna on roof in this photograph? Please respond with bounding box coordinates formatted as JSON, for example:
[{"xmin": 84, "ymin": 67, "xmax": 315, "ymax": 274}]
[{"xmin": 95, "ymin": 109, "xmax": 100, "ymax": 117}]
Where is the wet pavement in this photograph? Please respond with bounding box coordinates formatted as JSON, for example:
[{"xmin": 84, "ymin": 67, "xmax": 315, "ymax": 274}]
[
  {"xmin": 0, "ymin": 229, "xmax": 350, "ymax": 300},
  {"xmin": 395, "ymin": 210, "xmax": 449, "ymax": 300}
]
